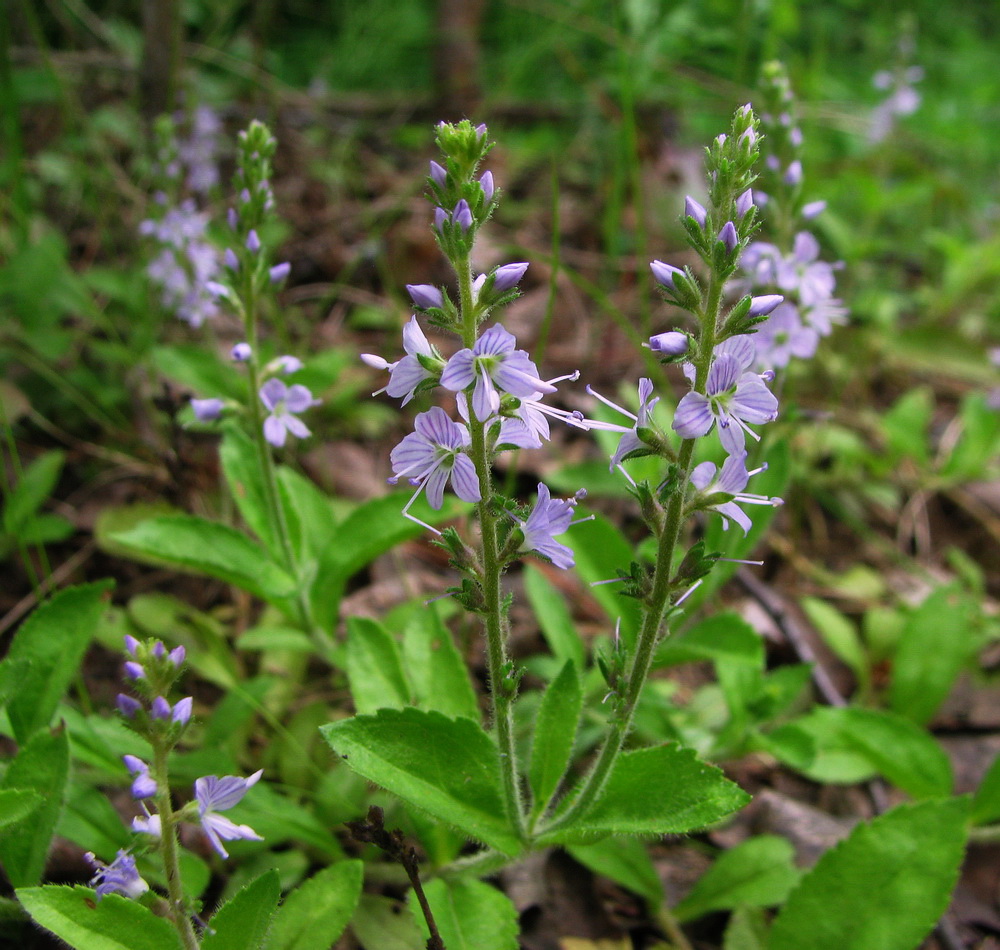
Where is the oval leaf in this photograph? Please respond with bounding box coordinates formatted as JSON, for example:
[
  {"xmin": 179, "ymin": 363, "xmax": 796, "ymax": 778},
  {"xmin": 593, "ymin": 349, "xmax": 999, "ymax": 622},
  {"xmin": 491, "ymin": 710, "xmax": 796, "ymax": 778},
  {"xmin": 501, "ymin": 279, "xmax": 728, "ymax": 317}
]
[
  {"xmin": 414, "ymin": 878, "xmax": 518, "ymax": 950},
  {"xmin": 267, "ymin": 860, "xmax": 363, "ymax": 950},
  {"xmin": 202, "ymin": 869, "xmax": 280, "ymax": 950}
]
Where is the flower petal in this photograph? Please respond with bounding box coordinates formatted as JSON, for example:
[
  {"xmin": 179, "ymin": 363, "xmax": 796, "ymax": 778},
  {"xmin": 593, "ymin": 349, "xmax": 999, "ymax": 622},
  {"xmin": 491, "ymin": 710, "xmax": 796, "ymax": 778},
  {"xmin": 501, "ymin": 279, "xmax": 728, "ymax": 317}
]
[
  {"xmin": 450, "ymin": 454, "xmax": 481, "ymax": 503},
  {"xmin": 672, "ymin": 392, "xmax": 714, "ymax": 439}
]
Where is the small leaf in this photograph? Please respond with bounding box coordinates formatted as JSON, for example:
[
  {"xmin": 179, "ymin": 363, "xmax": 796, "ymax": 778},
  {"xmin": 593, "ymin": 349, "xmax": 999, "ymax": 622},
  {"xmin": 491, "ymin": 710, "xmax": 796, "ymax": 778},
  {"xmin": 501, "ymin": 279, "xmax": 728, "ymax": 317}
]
[
  {"xmin": 529, "ymin": 660, "xmax": 582, "ymax": 814},
  {"xmin": 523, "ymin": 566, "xmax": 585, "ymax": 673},
  {"xmin": 110, "ymin": 516, "xmax": 296, "ymax": 602},
  {"xmin": 800, "ymin": 597, "xmax": 867, "ymax": 687},
  {"xmin": 971, "ymin": 753, "xmax": 1000, "ymax": 825},
  {"xmin": 889, "ymin": 586, "xmax": 975, "ymax": 726},
  {"xmin": 202, "ymin": 869, "xmax": 280, "ymax": 950},
  {"xmin": 220, "ymin": 428, "xmax": 275, "ymax": 549},
  {"xmin": 16, "ymin": 886, "xmax": 183, "ymax": 950},
  {"xmin": 321, "ymin": 708, "xmax": 522, "ymax": 855},
  {"xmin": 267, "ymin": 860, "xmax": 363, "ymax": 950},
  {"xmin": 3, "ymin": 450, "xmax": 65, "ymax": 534},
  {"xmin": 152, "ymin": 344, "xmax": 243, "ymax": 400},
  {"xmin": 568, "ymin": 836, "xmax": 664, "ymax": 906},
  {"xmin": 276, "ymin": 465, "xmax": 338, "ymax": 560},
  {"xmin": 0, "ymin": 729, "xmax": 70, "ymax": 886},
  {"xmin": 723, "ymin": 906, "xmax": 770, "ymax": 950},
  {"xmin": 402, "ymin": 607, "xmax": 479, "ymax": 721},
  {"xmin": 674, "ymin": 836, "xmax": 799, "ymax": 922},
  {"xmin": 345, "ymin": 617, "xmax": 410, "ymax": 714},
  {"xmin": 545, "ymin": 744, "xmax": 749, "ymax": 843},
  {"xmin": 351, "ymin": 894, "xmax": 424, "ymax": 950},
  {"xmin": 3, "ymin": 581, "xmax": 111, "ymax": 743},
  {"xmin": 769, "ymin": 800, "xmax": 968, "ymax": 950},
  {"xmin": 414, "ymin": 878, "xmax": 518, "ymax": 950}
]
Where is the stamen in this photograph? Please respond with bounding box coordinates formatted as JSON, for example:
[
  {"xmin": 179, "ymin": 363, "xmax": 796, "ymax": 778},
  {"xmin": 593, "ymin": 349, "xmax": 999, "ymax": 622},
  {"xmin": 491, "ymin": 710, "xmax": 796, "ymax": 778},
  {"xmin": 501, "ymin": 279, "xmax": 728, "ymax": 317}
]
[
  {"xmin": 674, "ymin": 578, "xmax": 703, "ymax": 606},
  {"xmin": 585, "ymin": 385, "xmax": 637, "ymax": 421}
]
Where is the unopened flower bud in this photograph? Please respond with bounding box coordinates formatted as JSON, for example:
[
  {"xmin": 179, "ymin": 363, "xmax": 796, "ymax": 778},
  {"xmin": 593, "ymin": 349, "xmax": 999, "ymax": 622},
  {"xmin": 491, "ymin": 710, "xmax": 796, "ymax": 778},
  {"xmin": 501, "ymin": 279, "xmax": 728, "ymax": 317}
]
[
  {"xmin": 151, "ymin": 697, "xmax": 171, "ymax": 720},
  {"xmin": 429, "ymin": 160, "xmax": 447, "ymax": 187},
  {"xmin": 191, "ymin": 398, "xmax": 224, "ymax": 421},
  {"xmin": 124, "ymin": 661, "xmax": 144, "ymax": 680},
  {"xmin": 227, "ymin": 207, "xmax": 238, "ymax": 231},
  {"xmin": 718, "ymin": 221, "xmax": 739, "ymax": 253},
  {"xmin": 474, "ymin": 123, "xmax": 487, "ymax": 138},
  {"xmin": 802, "ymin": 200, "xmax": 827, "ymax": 220},
  {"xmin": 168, "ymin": 645, "xmax": 185, "ymax": 666},
  {"xmin": 269, "ymin": 262, "xmax": 291, "ymax": 283},
  {"xmin": 684, "ymin": 196, "xmax": 708, "ymax": 227},
  {"xmin": 246, "ymin": 230, "xmax": 261, "ymax": 254},
  {"xmin": 492, "ymin": 262, "xmax": 529, "ymax": 292},
  {"xmin": 783, "ymin": 161, "xmax": 803, "ymax": 186},
  {"xmin": 748, "ymin": 294, "xmax": 784, "ymax": 317},
  {"xmin": 434, "ymin": 207, "xmax": 448, "ymax": 231},
  {"xmin": 275, "ymin": 355, "xmax": 303, "ymax": 374},
  {"xmin": 650, "ymin": 260, "xmax": 684, "ymax": 290},
  {"xmin": 116, "ymin": 694, "xmax": 141, "ymax": 718},
  {"xmin": 452, "ymin": 200, "xmax": 473, "ymax": 233},
  {"xmin": 735, "ymin": 189, "xmax": 754, "ymax": 218},
  {"xmin": 231, "ymin": 342, "xmax": 252, "ymax": 361},
  {"xmin": 479, "ymin": 170, "xmax": 494, "ymax": 202},
  {"xmin": 407, "ymin": 284, "xmax": 444, "ymax": 310},
  {"xmin": 789, "ymin": 127, "xmax": 803, "ymax": 147},
  {"xmin": 172, "ymin": 696, "xmax": 193, "ymax": 725},
  {"xmin": 648, "ymin": 331, "xmax": 689, "ymax": 355},
  {"xmin": 124, "ymin": 635, "xmax": 141, "ymax": 657},
  {"xmin": 224, "ymin": 248, "xmax": 239, "ymax": 271}
]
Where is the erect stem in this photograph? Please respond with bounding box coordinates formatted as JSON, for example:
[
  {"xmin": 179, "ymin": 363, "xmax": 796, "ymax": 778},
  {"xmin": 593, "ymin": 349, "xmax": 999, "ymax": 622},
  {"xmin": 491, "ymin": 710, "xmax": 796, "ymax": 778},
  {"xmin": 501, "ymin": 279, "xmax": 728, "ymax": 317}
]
[
  {"xmin": 455, "ymin": 254, "xmax": 526, "ymax": 842},
  {"xmin": 539, "ymin": 271, "xmax": 725, "ymax": 836},
  {"xmin": 151, "ymin": 744, "xmax": 200, "ymax": 950}
]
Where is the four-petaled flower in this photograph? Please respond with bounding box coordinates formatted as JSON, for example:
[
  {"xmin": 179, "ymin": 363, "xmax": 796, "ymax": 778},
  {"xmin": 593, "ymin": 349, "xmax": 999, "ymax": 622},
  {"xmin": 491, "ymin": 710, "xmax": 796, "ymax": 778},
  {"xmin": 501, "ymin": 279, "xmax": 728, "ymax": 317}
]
[
  {"xmin": 516, "ymin": 483, "xmax": 585, "ymax": 570},
  {"xmin": 441, "ymin": 325, "xmax": 555, "ymax": 421},
  {"xmin": 585, "ymin": 378, "xmax": 660, "ymax": 471},
  {"xmin": 85, "ymin": 850, "xmax": 149, "ymax": 901},
  {"xmin": 361, "ymin": 316, "xmax": 440, "ymax": 405},
  {"xmin": 689, "ymin": 453, "xmax": 782, "ymax": 535},
  {"xmin": 195, "ymin": 770, "xmax": 265, "ymax": 859},
  {"xmin": 389, "ymin": 407, "xmax": 481, "ymax": 530},
  {"xmin": 673, "ymin": 343, "xmax": 778, "ymax": 455},
  {"xmin": 259, "ymin": 378, "xmax": 318, "ymax": 447}
]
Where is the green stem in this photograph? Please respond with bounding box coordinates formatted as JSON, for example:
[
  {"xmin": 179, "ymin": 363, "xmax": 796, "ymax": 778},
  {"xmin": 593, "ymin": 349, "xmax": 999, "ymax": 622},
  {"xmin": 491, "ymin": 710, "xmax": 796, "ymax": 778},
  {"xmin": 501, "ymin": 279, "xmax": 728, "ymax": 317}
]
[
  {"xmin": 151, "ymin": 745, "xmax": 200, "ymax": 950},
  {"xmin": 539, "ymin": 271, "xmax": 724, "ymax": 836},
  {"xmin": 456, "ymin": 255, "xmax": 526, "ymax": 842}
]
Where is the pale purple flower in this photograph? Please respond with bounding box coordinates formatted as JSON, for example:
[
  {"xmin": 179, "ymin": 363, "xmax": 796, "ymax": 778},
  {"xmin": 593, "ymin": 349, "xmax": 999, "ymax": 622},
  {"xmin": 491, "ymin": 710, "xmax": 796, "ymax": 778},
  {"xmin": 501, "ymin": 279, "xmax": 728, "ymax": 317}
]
[
  {"xmin": 191, "ymin": 398, "xmax": 224, "ymax": 421},
  {"xmin": 648, "ymin": 331, "xmax": 688, "ymax": 356},
  {"xmin": 748, "ymin": 295, "xmax": 784, "ymax": 318},
  {"xmin": 685, "ymin": 196, "xmax": 707, "ymax": 227},
  {"xmin": 270, "ymin": 262, "xmax": 291, "ymax": 283},
  {"xmin": 719, "ymin": 221, "xmax": 739, "ymax": 253},
  {"xmin": 407, "ymin": 284, "xmax": 444, "ymax": 310},
  {"xmin": 753, "ymin": 303, "xmax": 819, "ymax": 369},
  {"xmin": 777, "ymin": 232, "xmax": 837, "ymax": 306},
  {"xmin": 389, "ymin": 407, "xmax": 481, "ymax": 529},
  {"xmin": 801, "ymin": 297, "xmax": 848, "ymax": 336},
  {"xmin": 440, "ymin": 324, "xmax": 555, "ymax": 421},
  {"xmin": 802, "ymin": 200, "xmax": 827, "ymax": 220},
  {"xmin": 123, "ymin": 755, "xmax": 156, "ymax": 800},
  {"xmin": 673, "ymin": 349, "xmax": 778, "ymax": 455},
  {"xmin": 361, "ymin": 316, "xmax": 439, "ymax": 405},
  {"xmin": 650, "ymin": 260, "xmax": 684, "ymax": 290},
  {"xmin": 172, "ymin": 696, "xmax": 193, "ymax": 725},
  {"xmin": 479, "ymin": 170, "xmax": 494, "ymax": 202},
  {"xmin": 151, "ymin": 696, "xmax": 171, "ymax": 720},
  {"xmin": 429, "ymin": 160, "xmax": 447, "ymax": 187},
  {"xmin": 586, "ymin": 378, "xmax": 659, "ymax": 471},
  {"xmin": 259, "ymin": 379, "xmax": 318, "ymax": 447},
  {"xmin": 741, "ymin": 241, "xmax": 783, "ymax": 285},
  {"xmin": 85, "ymin": 850, "xmax": 149, "ymax": 901},
  {"xmin": 179, "ymin": 105, "xmax": 222, "ymax": 194},
  {"xmin": 132, "ymin": 811, "xmax": 161, "ymax": 837},
  {"xmin": 492, "ymin": 262, "xmax": 529, "ymax": 293},
  {"xmin": 116, "ymin": 694, "xmax": 141, "ymax": 718},
  {"xmin": 736, "ymin": 189, "xmax": 754, "ymax": 218},
  {"xmin": 689, "ymin": 453, "xmax": 782, "ymax": 535},
  {"xmin": 516, "ymin": 483, "xmax": 584, "ymax": 570},
  {"xmin": 274, "ymin": 355, "xmax": 303, "ymax": 375},
  {"xmin": 195, "ymin": 769, "xmax": 265, "ymax": 859}
]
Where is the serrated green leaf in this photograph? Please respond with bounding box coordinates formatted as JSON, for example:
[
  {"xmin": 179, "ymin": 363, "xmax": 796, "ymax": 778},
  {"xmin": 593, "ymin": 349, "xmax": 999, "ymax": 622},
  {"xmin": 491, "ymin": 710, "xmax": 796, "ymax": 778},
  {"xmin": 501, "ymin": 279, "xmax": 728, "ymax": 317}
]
[
  {"xmin": 529, "ymin": 660, "xmax": 582, "ymax": 815},
  {"xmin": 674, "ymin": 836, "xmax": 799, "ymax": 922},
  {"xmin": 3, "ymin": 581, "xmax": 111, "ymax": 743},
  {"xmin": 351, "ymin": 894, "xmax": 424, "ymax": 950},
  {"xmin": 402, "ymin": 607, "xmax": 479, "ymax": 721},
  {"xmin": 889, "ymin": 586, "xmax": 975, "ymax": 726},
  {"xmin": 0, "ymin": 790, "xmax": 42, "ymax": 833},
  {"xmin": 110, "ymin": 516, "xmax": 296, "ymax": 602},
  {"xmin": 267, "ymin": 861, "xmax": 363, "ymax": 950},
  {"xmin": 971, "ymin": 753, "xmax": 1000, "ymax": 825},
  {"xmin": 220, "ymin": 427, "xmax": 275, "ymax": 550},
  {"xmin": 770, "ymin": 800, "xmax": 968, "ymax": 950},
  {"xmin": 16, "ymin": 886, "xmax": 183, "ymax": 950},
  {"xmin": 523, "ymin": 566, "xmax": 585, "ymax": 674},
  {"xmin": 202, "ymin": 869, "xmax": 280, "ymax": 950},
  {"xmin": 346, "ymin": 617, "xmax": 410, "ymax": 714},
  {"xmin": 568, "ymin": 836, "xmax": 664, "ymax": 906},
  {"xmin": 836, "ymin": 708, "xmax": 953, "ymax": 799},
  {"xmin": 545, "ymin": 744, "xmax": 749, "ymax": 843},
  {"xmin": 414, "ymin": 878, "xmax": 518, "ymax": 950},
  {"xmin": 321, "ymin": 708, "xmax": 522, "ymax": 855},
  {"xmin": 3, "ymin": 450, "xmax": 65, "ymax": 535},
  {"xmin": 768, "ymin": 708, "xmax": 877, "ymax": 785},
  {"xmin": 0, "ymin": 729, "xmax": 70, "ymax": 887}
]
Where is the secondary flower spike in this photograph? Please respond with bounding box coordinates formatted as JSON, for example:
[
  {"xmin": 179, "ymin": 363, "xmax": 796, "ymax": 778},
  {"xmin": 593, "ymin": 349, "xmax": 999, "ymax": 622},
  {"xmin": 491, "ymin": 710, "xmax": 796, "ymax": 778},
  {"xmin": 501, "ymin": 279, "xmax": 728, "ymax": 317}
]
[
  {"xmin": 195, "ymin": 770, "xmax": 265, "ymax": 859},
  {"xmin": 440, "ymin": 324, "xmax": 555, "ymax": 421}
]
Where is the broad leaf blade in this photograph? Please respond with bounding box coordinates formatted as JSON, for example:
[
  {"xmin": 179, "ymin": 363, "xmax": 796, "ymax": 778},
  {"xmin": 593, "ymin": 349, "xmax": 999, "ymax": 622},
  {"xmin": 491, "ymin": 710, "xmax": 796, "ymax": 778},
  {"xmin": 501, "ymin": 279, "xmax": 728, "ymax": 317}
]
[
  {"xmin": 220, "ymin": 427, "xmax": 275, "ymax": 549},
  {"xmin": 321, "ymin": 708, "xmax": 522, "ymax": 855},
  {"xmin": 568, "ymin": 836, "xmax": 664, "ymax": 906},
  {"xmin": 345, "ymin": 617, "xmax": 410, "ymax": 714},
  {"xmin": 529, "ymin": 660, "xmax": 582, "ymax": 814},
  {"xmin": 0, "ymin": 729, "xmax": 70, "ymax": 886},
  {"xmin": 0, "ymin": 789, "xmax": 42, "ymax": 833},
  {"xmin": 110, "ymin": 516, "xmax": 296, "ymax": 602},
  {"xmin": 3, "ymin": 450, "xmax": 65, "ymax": 534},
  {"xmin": 202, "ymin": 869, "xmax": 280, "ymax": 950},
  {"xmin": 17, "ymin": 886, "xmax": 183, "ymax": 950},
  {"xmin": 402, "ymin": 607, "xmax": 479, "ymax": 721},
  {"xmin": 414, "ymin": 878, "xmax": 518, "ymax": 950},
  {"xmin": 971, "ymin": 753, "xmax": 1000, "ymax": 825},
  {"xmin": 267, "ymin": 860, "xmax": 363, "ymax": 950},
  {"xmin": 770, "ymin": 800, "xmax": 968, "ymax": 950},
  {"xmin": 523, "ymin": 566, "xmax": 585, "ymax": 673},
  {"xmin": 4, "ymin": 581, "xmax": 111, "ymax": 743}
]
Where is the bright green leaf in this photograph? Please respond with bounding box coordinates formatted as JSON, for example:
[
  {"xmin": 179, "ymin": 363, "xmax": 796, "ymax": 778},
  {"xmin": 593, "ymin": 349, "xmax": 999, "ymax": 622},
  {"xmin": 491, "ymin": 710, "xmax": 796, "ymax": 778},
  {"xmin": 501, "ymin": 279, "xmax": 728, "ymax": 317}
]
[
  {"xmin": 800, "ymin": 597, "xmax": 867, "ymax": 687},
  {"xmin": 351, "ymin": 894, "xmax": 424, "ymax": 950},
  {"xmin": 529, "ymin": 660, "xmax": 582, "ymax": 814},
  {"xmin": 3, "ymin": 581, "xmax": 111, "ymax": 743},
  {"xmin": 568, "ymin": 836, "xmax": 664, "ymax": 906},
  {"xmin": 523, "ymin": 566, "xmax": 585, "ymax": 674},
  {"xmin": 770, "ymin": 800, "xmax": 968, "ymax": 950},
  {"xmin": 674, "ymin": 836, "xmax": 799, "ymax": 922},
  {"xmin": 402, "ymin": 607, "xmax": 479, "ymax": 721},
  {"xmin": 3, "ymin": 450, "xmax": 65, "ymax": 535},
  {"xmin": 414, "ymin": 877, "xmax": 518, "ymax": 950},
  {"xmin": 220, "ymin": 428, "xmax": 275, "ymax": 549},
  {"xmin": 971, "ymin": 754, "xmax": 1000, "ymax": 825},
  {"xmin": 321, "ymin": 708, "xmax": 522, "ymax": 855},
  {"xmin": 346, "ymin": 617, "xmax": 410, "ymax": 714},
  {"xmin": 723, "ymin": 906, "xmax": 770, "ymax": 950},
  {"xmin": 16, "ymin": 886, "xmax": 183, "ymax": 950},
  {"xmin": 202, "ymin": 869, "xmax": 280, "ymax": 950},
  {"xmin": 267, "ymin": 860, "xmax": 363, "ymax": 950},
  {"xmin": 0, "ymin": 790, "xmax": 41, "ymax": 833}
]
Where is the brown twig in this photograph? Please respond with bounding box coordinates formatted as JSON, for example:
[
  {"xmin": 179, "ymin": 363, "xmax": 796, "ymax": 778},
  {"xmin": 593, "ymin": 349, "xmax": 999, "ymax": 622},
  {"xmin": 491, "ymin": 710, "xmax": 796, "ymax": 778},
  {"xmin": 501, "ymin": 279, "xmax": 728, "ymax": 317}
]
[{"xmin": 346, "ymin": 806, "xmax": 446, "ymax": 950}]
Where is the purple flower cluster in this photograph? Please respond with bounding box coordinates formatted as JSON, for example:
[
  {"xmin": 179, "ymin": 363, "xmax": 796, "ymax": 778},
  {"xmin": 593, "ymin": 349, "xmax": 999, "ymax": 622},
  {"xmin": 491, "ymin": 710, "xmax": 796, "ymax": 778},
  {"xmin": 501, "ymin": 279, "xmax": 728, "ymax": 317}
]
[
  {"xmin": 85, "ymin": 850, "xmax": 149, "ymax": 901},
  {"xmin": 870, "ymin": 65, "xmax": 923, "ymax": 144}
]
